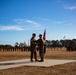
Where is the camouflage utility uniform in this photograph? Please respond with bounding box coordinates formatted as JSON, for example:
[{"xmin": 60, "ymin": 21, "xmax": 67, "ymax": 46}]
[
  {"xmin": 37, "ymin": 38, "xmax": 44, "ymax": 61},
  {"xmin": 30, "ymin": 36, "xmax": 37, "ymax": 61}
]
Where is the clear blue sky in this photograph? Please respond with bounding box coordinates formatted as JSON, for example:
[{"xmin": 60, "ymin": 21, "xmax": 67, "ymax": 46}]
[{"xmin": 0, "ymin": 0, "xmax": 76, "ymax": 46}]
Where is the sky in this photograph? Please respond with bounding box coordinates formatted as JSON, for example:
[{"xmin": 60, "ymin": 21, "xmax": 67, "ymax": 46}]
[{"xmin": 0, "ymin": 0, "xmax": 76, "ymax": 46}]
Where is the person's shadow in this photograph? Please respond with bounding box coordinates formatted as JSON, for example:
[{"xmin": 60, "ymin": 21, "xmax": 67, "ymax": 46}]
[{"xmin": 0, "ymin": 60, "xmax": 33, "ymax": 66}]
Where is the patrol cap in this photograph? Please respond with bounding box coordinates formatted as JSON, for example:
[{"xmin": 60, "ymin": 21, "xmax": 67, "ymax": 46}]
[
  {"xmin": 39, "ymin": 34, "xmax": 42, "ymax": 36},
  {"xmin": 32, "ymin": 33, "xmax": 36, "ymax": 36}
]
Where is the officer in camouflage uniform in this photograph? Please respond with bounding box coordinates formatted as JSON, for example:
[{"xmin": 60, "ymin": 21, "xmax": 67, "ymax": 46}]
[
  {"xmin": 30, "ymin": 33, "xmax": 38, "ymax": 62},
  {"xmin": 37, "ymin": 34, "xmax": 44, "ymax": 62}
]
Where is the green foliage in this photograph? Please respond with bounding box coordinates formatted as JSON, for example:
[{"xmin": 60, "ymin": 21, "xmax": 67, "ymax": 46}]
[{"xmin": 46, "ymin": 39, "xmax": 76, "ymax": 48}]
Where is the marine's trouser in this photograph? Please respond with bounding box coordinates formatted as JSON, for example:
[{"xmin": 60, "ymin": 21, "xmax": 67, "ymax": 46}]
[
  {"xmin": 30, "ymin": 49, "xmax": 37, "ymax": 60},
  {"xmin": 39, "ymin": 48, "xmax": 44, "ymax": 60}
]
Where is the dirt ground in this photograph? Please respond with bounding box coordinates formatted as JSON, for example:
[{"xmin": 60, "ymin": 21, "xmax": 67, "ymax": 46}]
[
  {"xmin": 0, "ymin": 48, "xmax": 76, "ymax": 75},
  {"xmin": 0, "ymin": 62, "xmax": 76, "ymax": 75}
]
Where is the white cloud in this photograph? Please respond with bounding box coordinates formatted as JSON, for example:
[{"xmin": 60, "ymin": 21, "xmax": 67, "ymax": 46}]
[
  {"xmin": 69, "ymin": 6, "xmax": 76, "ymax": 10},
  {"xmin": 14, "ymin": 19, "xmax": 44, "ymax": 29},
  {"xmin": 14, "ymin": 19, "xmax": 26, "ymax": 24},
  {"xmin": 0, "ymin": 25, "xmax": 25, "ymax": 31},
  {"xmin": 25, "ymin": 20, "xmax": 38, "ymax": 25},
  {"xmin": 56, "ymin": 0, "xmax": 76, "ymax": 10},
  {"xmin": 14, "ymin": 19, "xmax": 39, "ymax": 25},
  {"xmin": 63, "ymin": 5, "xmax": 76, "ymax": 10},
  {"xmin": 0, "ymin": 19, "xmax": 47, "ymax": 31}
]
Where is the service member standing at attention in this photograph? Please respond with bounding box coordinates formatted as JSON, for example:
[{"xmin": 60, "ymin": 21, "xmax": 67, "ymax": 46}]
[
  {"xmin": 30, "ymin": 33, "xmax": 38, "ymax": 62},
  {"xmin": 37, "ymin": 34, "xmax": 44, "ymax": 62}
]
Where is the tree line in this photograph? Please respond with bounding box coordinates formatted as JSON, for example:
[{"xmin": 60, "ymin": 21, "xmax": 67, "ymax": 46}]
[
  {"xmin": 0, "ymin": 39, "xmax": 76, "ymax": 51},
  {"xmin": 46, "ymin": 39, "xmax": 76, "ymax": 51}
]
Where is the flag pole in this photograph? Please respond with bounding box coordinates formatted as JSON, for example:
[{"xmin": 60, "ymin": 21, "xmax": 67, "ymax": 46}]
[
  {"xmin": 28, "ymin": 40, "xmax": 30, "ymax": 51},
  {"xmin": 43, "ymin": 29, "xmax": 46, "ymax": 54}
]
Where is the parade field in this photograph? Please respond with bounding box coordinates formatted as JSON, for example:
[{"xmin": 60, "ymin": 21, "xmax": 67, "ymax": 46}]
[{"xmin": 0, "ymin": 48, "xmax": 76, "ymax": 75}]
